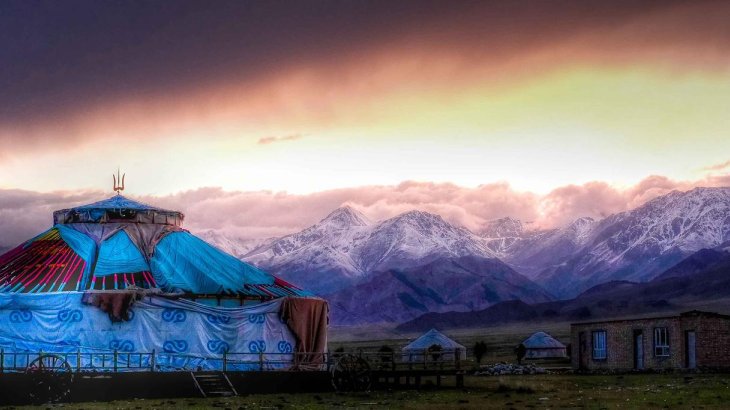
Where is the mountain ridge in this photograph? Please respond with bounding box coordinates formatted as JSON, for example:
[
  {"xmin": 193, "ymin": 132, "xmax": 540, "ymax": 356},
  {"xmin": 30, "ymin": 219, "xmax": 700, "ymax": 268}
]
[
  {"xmin": 203, "ymin": 186, "xmax": 730, "ymax": 324},
  {"xmin": 397, "ymin": 244, "xmax": 730, "ymax": 332},
  {"xmin": 243, "ymin": 206, "xmax": 497, "ymax": 295},
  {"xmin": 327, "ymin": 254, "xmax": 553, "ymax": 325}
]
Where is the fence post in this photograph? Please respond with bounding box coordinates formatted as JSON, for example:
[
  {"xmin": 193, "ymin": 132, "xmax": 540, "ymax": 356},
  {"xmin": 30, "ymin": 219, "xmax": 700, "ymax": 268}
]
[
  {"xmin": 222, "ymin": 349, "xmax": 227, "ymax": 372},
  {"xmin": 259, "ymin": 352, "xmax": 264, "ymax": 371},
  {"xmin": 113, "ymin": 349, "xmax": 118, "ymax": 372},
  {"xmin": 77, "ymin": 349, "xmax": 81, "ymax": 372},
  {"xmin": 151, "ymin": 349, "xmax": 156, "ymax": 372}
]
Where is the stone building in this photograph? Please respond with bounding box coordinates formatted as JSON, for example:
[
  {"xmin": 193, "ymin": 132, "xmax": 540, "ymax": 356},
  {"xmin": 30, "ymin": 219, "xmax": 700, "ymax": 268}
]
[{"xmin": 570, "ymin": 311, "xmax": 730, "ymax": 371}]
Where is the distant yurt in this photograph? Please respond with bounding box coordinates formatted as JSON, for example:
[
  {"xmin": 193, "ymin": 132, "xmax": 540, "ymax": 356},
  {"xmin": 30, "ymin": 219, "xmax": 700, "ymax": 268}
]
[
  {"xmin": 520, "ymin": 332, "xmax": 566, "ymax": 359},
  {"xmin": 0, "ymin": 191, "xmax": 327, "ymax": 371},
  {"xmin": 402, "ymin": 328, "xmax": 466, "ymax": 362}
]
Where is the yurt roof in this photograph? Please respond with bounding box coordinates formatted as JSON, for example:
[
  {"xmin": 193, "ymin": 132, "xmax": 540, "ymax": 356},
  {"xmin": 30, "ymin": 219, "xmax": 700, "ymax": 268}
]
[
  {"xmin": 0, "ymin": 195, "xmax": 310, "ymax": 298},
  {"xmin": 521, "ymin": 332, "xmax": 566, "ymax": 349},
  {"xmin": 403, "ymin": 328, "xmax": 466, "ymax": 351},
  {"xmin": 70, "ymin": 195, "xmax": 171, "ymax": 212},
  {"xmin": 53, "ymin": 195, "xmax": 184, "ymax": 226}
]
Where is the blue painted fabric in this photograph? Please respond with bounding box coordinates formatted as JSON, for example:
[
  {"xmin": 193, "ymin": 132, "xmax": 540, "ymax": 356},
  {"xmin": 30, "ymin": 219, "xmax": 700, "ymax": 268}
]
[
  {"xmin": 56, "ymin": 225, "xmax": 96, "ymax": 263},
  {"xmin": 93, "ymin": 230, "xmax": 150, "ymax": 276},
  {"xmin": 0, "ymin": 293, "xmax": 296, "ymax": 371},
  {"xmin": 150, "ymin": 232, "xmax": 273, "ymax": 294}
]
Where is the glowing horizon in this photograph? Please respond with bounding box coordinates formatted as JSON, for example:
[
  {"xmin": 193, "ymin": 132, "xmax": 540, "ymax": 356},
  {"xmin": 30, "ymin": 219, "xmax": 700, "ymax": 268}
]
[
  {"xmin": 2, "ymin": 63, "xmax": 729, "ymax": 196},
  {"xmin": 1, "ymin": 1, "xmax": 729, "ymax": 199}
]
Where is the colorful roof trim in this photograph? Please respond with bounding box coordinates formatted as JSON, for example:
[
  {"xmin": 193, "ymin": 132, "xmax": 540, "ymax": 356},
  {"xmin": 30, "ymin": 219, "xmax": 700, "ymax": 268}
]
[{"xmin": 0, "ymin": 229, "xmax": 86, "ymax": 293}]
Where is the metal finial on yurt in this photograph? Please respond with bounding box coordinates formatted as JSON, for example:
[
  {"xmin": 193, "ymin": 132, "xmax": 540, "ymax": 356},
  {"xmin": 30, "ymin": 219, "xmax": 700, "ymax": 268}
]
[{"xmin": 113, "ymin": 168, "xmax": 125, "ymax": 195}]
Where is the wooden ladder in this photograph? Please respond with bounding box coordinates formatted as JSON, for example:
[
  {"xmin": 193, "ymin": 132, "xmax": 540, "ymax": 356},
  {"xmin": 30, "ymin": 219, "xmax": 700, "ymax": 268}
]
[{"xmin": 191, "ymin": 372, "xmax": 238, "ymax": 397}]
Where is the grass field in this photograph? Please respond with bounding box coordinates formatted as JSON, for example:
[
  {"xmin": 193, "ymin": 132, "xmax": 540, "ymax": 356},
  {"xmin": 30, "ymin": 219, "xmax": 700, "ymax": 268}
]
[
  {"xmin": 28, "ymin": 373, "xmax": 730, "ymax": 409},
  {"xmin": 16, "ymin": 324, "xmax": 730, "ymax": 408}
]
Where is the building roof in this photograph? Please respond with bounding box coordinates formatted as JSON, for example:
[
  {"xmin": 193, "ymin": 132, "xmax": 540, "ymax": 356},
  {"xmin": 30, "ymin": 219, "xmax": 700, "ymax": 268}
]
[
  {"xmin": 403, "ymin": 328, "xmax": 466, "ymax": 351},
  {"xmin": 521, "ymin": 331, "xmax": 566, "ymax": 349},
  {"xmin": 570, "ymin": 310, "xmax": 730, "ymax": 326}
]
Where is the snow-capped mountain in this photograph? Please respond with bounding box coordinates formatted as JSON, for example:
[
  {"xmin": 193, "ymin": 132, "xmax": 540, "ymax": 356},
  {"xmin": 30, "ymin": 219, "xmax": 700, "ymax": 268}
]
[
  {"xmin": 463, "ymin": 187, "xmax": 730, "ymax": 299},
  {"xmin": 536, "ymin": 187, "xmax": 730, "ymax": 298},
  {"xmin": 480, "ymin": 217, "xmax": 531, "ymax": 255},
  {"xmin": 358, "ymin": 210, "xmax": 497, "ymax": 271},
  {"xmin": 199, "ymin": 186, "xmax": 730, "ymax": 324},
  {"xmin": 504, "ymin": 216, "xmax": 597, "ymax": 277},
  {"xmin": 242, "ymin": 206, "xmax": 373, "ymax": 294},
  {"xmin": 479, "ymin": 216, "xmax": 597, "ymax": 277},
  {"xmin": 195, "ymin": 230, "xmax": 274, "ymax": 259},
  {"xmin": 243, "ymin": 207, "xmax": 497, "ymax": 295},
  {"xmin": 481, "ymin": 217, "xmax": 525, "ymax": 238}
]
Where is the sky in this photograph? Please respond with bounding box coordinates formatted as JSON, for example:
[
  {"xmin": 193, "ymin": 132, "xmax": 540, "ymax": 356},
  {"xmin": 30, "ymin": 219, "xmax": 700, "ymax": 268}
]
[{"xmin": 1, "ymin": 0, "xmax": 730, "ymax": 246}]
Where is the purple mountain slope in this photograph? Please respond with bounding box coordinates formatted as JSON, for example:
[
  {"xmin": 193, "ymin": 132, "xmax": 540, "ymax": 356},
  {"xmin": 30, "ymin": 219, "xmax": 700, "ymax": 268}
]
[
  {"xmin": 327, "ymin": 255, "xmax": 553, "ymax": 325},
  {"xmin": 398, "ymin": 246, "xmax": 730, "ymax": 331},
  {"xmin": 535, "ymin": 187, "xmax": 730, "ymax": 298}
]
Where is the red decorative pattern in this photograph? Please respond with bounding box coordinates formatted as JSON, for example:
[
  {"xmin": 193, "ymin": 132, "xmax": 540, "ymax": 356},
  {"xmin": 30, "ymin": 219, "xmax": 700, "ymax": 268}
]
[{"xmin": 0, "ymin": 229, "xmax": 86, "ymax": 293}]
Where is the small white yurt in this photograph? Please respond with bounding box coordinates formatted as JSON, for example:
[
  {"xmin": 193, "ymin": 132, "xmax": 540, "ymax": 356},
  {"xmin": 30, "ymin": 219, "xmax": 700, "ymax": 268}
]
[
  {"xmin": 402, "ymin": 328, "xmax": 466, "ymax": 362},
  {"xmin": 520, "ymin": 331, "xmax": 567, "ymax": 359}
]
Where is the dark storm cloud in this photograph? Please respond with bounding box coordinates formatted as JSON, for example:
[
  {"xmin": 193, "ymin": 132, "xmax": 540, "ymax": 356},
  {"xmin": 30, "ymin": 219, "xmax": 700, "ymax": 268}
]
[{"xmin": 1, "ymin": 0, "xmax": 702, "ymax": 134}]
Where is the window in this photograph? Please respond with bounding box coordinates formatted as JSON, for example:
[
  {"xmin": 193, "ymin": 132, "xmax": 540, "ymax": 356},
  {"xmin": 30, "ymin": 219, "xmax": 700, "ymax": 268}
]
[
  {"xmin": 592, "ymin": 330, "xmax": 607, "ymax": 360},
  {"xmin": 654, "ymin": 327, "xmax": 670, "ymax": 357}
]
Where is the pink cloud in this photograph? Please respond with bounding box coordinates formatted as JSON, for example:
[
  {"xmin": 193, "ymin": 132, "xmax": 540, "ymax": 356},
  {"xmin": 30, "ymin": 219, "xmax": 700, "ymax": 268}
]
[
  {"xmin": 1, "ymin": 176, "xmax": 728, "ymax": 250},
  {"xmin": 702, "ymin": 160, "xmax": 730, "ymax": 172},
  {"xmin": 0, "ymin": 189, "xmax": 104, "ymax": 249},
  {"xmin": 257, "ymin": 134, "xmax": 304, "ymax": 145}
]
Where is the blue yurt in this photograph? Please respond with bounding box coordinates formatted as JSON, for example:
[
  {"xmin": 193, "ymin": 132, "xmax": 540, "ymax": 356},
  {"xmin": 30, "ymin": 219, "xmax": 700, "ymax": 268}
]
[{"xmin": 0, "ymin": 193, "xmax": 328, "ymax": 372}]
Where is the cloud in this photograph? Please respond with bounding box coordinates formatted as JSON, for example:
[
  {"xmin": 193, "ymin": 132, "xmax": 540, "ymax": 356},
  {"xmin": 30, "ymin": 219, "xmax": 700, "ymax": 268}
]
[
  {"xmin": 3, "ymin": 0, "xmax": 730, "ymax": 157},
  {"xmin": 257, "ymin": 134, "xmax": 304, "ymax": 145},
  {"xmin": 703, "ymin": 160, "xmax": 730, "ymax": 171},
  {"xmin": 0, "ymin": 189, "xmax": 104, "ymax": 249},
  {"xmin": 535, "ymin": 176, "xmax": 697, "ymax": 228},
  {"xmin": 3, "ymin": 175, "xmax": 728, "ymax": 250}
]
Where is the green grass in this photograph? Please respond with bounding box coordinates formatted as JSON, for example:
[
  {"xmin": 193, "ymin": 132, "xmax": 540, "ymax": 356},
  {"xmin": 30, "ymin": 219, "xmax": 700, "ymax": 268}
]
[
  {"xmin": 29, "ymin": 373, "xmax": 730, "ymax": 409},
  {"xmin": 23, "ymin": 325, "xmax": 730, "ymax": 408}
]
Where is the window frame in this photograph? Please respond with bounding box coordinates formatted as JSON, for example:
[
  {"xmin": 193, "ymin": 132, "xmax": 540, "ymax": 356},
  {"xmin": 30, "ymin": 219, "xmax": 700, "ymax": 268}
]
[
  {"xmin": 592, "ymin": 330, "xmax": 607, "ymax": 360},
  {"xmin": 654, "ymin": 327, "xmax": 670, "ymax": 357}
]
